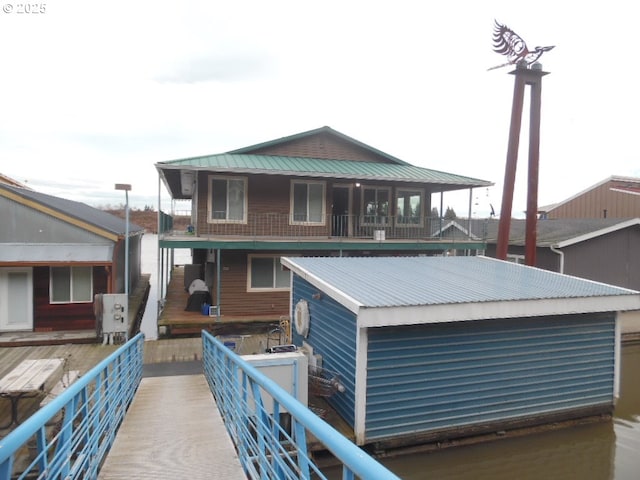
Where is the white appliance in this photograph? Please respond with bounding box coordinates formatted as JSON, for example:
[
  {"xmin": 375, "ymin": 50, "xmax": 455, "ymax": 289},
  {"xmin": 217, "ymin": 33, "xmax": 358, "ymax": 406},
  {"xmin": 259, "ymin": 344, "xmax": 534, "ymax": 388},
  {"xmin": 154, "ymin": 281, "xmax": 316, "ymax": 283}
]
[
  {"xmin": 240, "ymin": 352, "xmax": 308, "ymax": 414},
  {"xmin": 100, "ymin": 293, "xmax": 128, "ymax": 344}
]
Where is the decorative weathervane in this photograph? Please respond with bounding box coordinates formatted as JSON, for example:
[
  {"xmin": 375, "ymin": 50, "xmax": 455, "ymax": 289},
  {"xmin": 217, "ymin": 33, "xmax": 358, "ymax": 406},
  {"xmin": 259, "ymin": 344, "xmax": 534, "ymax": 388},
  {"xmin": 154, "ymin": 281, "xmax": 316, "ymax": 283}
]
[
  {"xmin": 491, "ymin": 20, "xmax": 553, "ymax": 266},
  {"xmin": 488, "ymin": 20, "xmax": 554, "ymax": 70}
]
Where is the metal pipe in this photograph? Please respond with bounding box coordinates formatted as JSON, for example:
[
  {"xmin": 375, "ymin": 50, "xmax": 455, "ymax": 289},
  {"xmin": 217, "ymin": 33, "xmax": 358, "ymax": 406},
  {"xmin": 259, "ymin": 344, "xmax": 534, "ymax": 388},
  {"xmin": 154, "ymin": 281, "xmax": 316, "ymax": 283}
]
[{"xmin": 550, "ymin": 244, "xmax": 564, "ymax": 273}]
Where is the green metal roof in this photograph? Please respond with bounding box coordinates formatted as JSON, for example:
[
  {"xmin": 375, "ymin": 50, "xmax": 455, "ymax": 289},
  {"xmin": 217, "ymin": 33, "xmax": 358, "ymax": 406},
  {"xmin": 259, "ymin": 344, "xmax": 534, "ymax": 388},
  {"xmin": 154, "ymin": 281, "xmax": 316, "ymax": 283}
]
[{"xmin": 157, "ymin": 153, "xmax": 491, "ymax": 187}]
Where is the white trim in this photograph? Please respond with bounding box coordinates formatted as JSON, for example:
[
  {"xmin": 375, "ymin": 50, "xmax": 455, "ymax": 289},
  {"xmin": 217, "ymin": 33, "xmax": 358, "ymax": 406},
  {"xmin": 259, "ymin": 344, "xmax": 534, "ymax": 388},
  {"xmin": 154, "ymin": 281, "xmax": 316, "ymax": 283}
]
[
  {"xmin": 610, "ymin": 187, "xmax": 640, "ymax": 196},
  {"xmin": 554, "ymin": 218, "xmax": 640, "ymax": 248},
  {"xmin": 354, "ymin": 325, "xmax": 368, "ymax": 445},
  {"xmin": 49, "ymin": 266, "xmax": 94, "ymax": 304},
  {"xmin": 360, "ymin": 185, "xmax": 391, "ymax": 226},
  {"xmin": 358, "ymin": 295, "xmax": 640, "ymax": 328},
  {"xmin": 280, "ymin": 257, "xmax": 363, "ymax": 314},
  {"xmin": 506, "ymin": 253, "xmax": 525, "ymax": 264},
  {"xmin": 395, "ymin": 187, "xmax": 425, "ymax": 228},
  {"xmin": 247, "ymin": 254, "xmax": 291, "ymax": 292},
  {"xmin": 207, "ymin": 175, "xmax": 248, "ymax": 224},
  {"xmin": 432, "ymin": 220, "xmax": 481, "ymax": 240},
  {"xmin": 289, "ymin": 179, "xmax": 326, "ymax": 226},
  {"xmin": 0, "ymin": 267, "xmax": 33, "ymax": 331}
]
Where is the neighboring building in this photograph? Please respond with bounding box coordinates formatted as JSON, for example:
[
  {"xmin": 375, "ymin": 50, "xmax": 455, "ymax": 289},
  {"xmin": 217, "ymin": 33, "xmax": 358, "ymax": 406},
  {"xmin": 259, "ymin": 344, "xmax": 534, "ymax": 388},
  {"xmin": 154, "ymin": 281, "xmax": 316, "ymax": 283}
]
[
  {"xmin": 0, "ymin": 183, "xmax": 144, "ymax": 333},
  {"xmin": 282, "ymin": 255, "xmax": 640, "ymax": 449},
  {"xmin": 155, "ymin": 126, "xmax": 492, "ymax": 322},
  {"xmin": 540, "ymin": 176, "xmax": 640, "ymax": 219},
  {"xmin": 476, "ymin": 218, "xmax": 640, "ymax": 292}
]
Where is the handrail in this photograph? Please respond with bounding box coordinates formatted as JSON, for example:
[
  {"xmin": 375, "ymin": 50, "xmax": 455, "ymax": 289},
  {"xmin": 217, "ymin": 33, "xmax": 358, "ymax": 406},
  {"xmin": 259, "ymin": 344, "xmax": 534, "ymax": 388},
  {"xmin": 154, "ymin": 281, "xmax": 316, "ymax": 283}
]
[
  {"xmin": 0, "ymin": 333, "xmax": 144, "ymax": 480},
  {"xmin": 202, "ymin": 330, "xmax": 401, "ymax": 480}
]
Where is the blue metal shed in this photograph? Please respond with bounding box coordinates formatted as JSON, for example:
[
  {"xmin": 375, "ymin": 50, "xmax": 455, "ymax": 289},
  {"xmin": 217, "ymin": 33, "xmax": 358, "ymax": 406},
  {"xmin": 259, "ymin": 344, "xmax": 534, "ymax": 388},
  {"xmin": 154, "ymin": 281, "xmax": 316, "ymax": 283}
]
[{"xmin": 281, "ymin": 256, "xmax": 640, "ymax": 447}]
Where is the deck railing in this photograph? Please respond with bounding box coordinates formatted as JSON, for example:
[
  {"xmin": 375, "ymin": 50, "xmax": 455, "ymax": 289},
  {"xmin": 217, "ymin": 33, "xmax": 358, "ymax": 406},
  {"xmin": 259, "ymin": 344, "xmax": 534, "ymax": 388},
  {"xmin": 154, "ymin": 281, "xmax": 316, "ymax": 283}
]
[
  {"xmin": 202, "ymin": 330, "xmax": 401, "ymax": 480},
  {"xmin": 0, "ymin": 333, "xmax": 144, "ymax": 480},
  {"xmin": 161, "ymin": 210, "xmax": 468, "ymax": 241}
]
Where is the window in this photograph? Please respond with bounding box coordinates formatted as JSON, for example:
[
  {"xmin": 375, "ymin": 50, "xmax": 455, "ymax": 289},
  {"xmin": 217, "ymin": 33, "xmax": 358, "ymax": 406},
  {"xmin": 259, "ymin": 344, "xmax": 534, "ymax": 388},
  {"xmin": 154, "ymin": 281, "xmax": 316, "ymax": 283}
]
[
  {"xmin": 362, "ymin": 186, "xmax": 390, "ymax": 225},
  {"xmin": 209, "ymin": 176, "xmax": 247, "ymax": 223},
  {"xmin": 248, "ymin": 256, "xmax": 290, "ymax": 291},
  {"xmin": 291, "ymin": 181, "xmax": 325, "ymax": 224},
  {"xmin": 50, "ymin": 266, "xmax": 93, "ymax": 303},
  {"xmin": 507, "ymin": 254, "xmax": 525, "ymax": 265},
  {"xmin": 396, "ymin": 189, "xmax": 423, "ymax": 226}
]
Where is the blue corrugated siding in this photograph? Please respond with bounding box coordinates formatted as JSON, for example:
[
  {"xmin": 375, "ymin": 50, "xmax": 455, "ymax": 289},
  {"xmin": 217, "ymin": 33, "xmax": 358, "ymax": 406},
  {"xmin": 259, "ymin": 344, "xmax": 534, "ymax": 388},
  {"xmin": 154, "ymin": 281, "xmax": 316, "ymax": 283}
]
[
  {"xmin": 291, "ymin": 275, "xmax": 358, "ymax": 426},
  {"xmin": 365, "ymin": 314, "xmax": 616, "ymax": 442}
]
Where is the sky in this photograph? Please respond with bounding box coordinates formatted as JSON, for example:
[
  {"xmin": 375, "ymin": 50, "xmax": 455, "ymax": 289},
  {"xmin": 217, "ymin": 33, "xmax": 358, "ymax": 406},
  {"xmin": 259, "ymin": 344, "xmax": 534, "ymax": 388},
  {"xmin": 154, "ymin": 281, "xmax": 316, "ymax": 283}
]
[{"xmin": 1, "ymin": 1, "xmax": 639, "ymax": 218}]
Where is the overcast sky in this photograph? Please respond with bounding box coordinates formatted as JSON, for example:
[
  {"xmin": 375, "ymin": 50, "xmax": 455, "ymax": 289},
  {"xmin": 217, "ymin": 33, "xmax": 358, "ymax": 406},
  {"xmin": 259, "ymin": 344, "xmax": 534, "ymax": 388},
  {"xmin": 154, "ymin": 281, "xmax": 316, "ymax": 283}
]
[{"xmin": 1, "ymin": 1, "xmax": 638, "ymax": 217}]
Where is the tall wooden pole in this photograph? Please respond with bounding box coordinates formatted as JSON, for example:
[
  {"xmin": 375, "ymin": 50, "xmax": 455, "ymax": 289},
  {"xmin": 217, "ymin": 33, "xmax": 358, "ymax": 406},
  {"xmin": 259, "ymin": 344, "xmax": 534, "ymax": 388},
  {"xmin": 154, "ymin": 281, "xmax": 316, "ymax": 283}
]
[
  {"xmin": 496, "ymin": 64, "xmax": 527, "ymax": 260},
  {"xmin": 525, "ymin": 65, "xmax": 545, "ymax": 265},
  {"xmin": 496, "ymin": 62, "xmax": 549, "ymax": 262}
]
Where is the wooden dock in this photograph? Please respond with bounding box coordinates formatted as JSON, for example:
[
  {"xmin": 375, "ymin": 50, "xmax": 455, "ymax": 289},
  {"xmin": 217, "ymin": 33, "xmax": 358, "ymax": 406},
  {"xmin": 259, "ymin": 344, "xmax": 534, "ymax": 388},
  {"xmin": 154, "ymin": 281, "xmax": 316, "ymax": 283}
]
[
  {"xmin": 158, "ymin": 266, "xmax": 284, "ymax": 337},
  {"xmin": 98, "ymin": 374, "xmax": 246, "ymax": 480}
]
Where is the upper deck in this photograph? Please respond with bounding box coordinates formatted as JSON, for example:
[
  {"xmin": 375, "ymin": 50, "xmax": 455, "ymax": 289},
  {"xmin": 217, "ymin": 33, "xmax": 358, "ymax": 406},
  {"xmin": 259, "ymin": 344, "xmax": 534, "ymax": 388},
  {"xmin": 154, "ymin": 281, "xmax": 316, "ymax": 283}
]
[{"xmin": 159, "ymin": 212, "xmax": 486, "ymax": 253}]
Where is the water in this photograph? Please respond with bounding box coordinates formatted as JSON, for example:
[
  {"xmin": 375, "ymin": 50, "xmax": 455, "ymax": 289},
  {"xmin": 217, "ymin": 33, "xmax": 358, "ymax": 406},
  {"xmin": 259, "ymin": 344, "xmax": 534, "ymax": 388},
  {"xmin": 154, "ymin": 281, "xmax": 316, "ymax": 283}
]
[
  {"xmin": 140, "ymin": 234, "xmax": 640, "ymax": 477},
  {"xmin": 379, "ymin": 344, "xmax": 640, "ymax": 480},
  {"xmin": 139, "ymin": 234, "xmax": 191, "ymax": 341}
]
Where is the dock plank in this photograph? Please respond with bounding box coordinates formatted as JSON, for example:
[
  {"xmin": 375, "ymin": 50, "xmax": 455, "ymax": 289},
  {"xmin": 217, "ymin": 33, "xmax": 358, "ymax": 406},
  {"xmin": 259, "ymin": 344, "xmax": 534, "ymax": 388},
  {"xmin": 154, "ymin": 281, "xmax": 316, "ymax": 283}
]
[{"xmin": 98, "ymin": 374, "xmax": 245, "ymax": 479}]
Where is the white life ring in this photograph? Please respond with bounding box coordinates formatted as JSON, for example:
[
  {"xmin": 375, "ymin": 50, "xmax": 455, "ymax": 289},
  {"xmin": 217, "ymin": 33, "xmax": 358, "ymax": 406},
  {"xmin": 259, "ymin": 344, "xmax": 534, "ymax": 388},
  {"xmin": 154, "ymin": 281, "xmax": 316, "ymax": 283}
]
[{"xmin": 294, "ymin": 299, "xmax": 310, "ymax": 338}]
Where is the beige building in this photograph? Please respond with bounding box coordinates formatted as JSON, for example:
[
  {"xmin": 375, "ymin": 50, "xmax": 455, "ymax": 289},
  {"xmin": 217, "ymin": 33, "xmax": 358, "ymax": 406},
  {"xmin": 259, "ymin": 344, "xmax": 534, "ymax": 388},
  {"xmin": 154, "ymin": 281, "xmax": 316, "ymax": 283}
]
[{"xmin": 540, "ymin": 176, "xmax": 640, "ymax": 219}]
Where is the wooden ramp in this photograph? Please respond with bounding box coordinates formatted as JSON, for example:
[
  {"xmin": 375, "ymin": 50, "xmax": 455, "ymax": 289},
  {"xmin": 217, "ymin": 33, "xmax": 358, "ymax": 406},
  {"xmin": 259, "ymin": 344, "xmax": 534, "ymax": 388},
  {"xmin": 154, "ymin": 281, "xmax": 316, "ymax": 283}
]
[{"xmin": 98, "ymin": 375, "xmax": 246, "ymax": 479}]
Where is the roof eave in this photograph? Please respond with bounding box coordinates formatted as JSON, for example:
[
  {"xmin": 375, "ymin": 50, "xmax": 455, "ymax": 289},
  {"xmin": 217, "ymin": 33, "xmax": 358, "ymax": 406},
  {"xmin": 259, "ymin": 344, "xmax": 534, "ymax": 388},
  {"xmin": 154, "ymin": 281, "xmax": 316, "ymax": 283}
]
[{"xmin": 358, "ymin": 294, "xmax": 640, "ymax": 328}]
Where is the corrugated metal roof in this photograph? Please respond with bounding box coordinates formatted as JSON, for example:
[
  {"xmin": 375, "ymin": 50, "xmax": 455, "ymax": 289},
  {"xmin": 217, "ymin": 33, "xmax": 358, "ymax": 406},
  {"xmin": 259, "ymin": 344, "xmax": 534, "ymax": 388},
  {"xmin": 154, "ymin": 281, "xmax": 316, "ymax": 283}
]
[
  {"xmin": 0, "ymin": 183, "xmax": 144, "ymax": 237},
  {"xmin": 158, "ymin": 153, "xmax": 490, "ymax": 186},
  {"xmin": 283, "ymin": 256, "xmax": 637, "ymax": 309}
]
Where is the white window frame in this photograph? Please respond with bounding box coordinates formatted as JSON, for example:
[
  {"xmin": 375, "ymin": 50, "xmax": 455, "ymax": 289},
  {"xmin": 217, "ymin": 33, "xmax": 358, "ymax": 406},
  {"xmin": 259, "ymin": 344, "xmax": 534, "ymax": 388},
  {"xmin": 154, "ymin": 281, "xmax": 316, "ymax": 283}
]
[
  {"xmin": 50, "ymin": 266, "xmax": 93, "ymax": 304},
  {"xmin": 289, "ymin": 180, "xmax": 326, "ymax": 225},
  {"xmin": 395, "ymin": 188, "xmax": 425, "ymax": 227},
  {"xmin": 247, "ymin": 255, "xmax": 291, "ymax": 292},
  {"xmin": 360, "ymin": 185, "xmax": 391, "ymax": 226},
  {"xmin": 506, "ymin": 254, "xmax": 525, "ymax": 264},
  {"xmin": 207, "ymin": 175, "xmax": 248, "ymax": 224}
]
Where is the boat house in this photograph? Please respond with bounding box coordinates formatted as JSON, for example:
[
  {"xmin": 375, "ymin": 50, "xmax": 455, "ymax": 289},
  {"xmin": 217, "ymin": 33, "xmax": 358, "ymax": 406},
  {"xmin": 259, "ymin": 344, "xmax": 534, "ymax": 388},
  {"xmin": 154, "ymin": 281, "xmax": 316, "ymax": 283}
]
[{"xmin": 281, "ymin": 255, "xmax": 640, "ymax": 448}]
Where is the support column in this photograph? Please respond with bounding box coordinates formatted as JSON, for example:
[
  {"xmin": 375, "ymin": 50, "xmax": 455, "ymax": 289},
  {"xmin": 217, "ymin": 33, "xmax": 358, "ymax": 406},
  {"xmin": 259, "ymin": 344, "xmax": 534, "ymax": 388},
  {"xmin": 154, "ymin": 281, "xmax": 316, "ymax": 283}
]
[{"xmin": 496, "ymin": 62, "xmax": 549, "ymax": 263}]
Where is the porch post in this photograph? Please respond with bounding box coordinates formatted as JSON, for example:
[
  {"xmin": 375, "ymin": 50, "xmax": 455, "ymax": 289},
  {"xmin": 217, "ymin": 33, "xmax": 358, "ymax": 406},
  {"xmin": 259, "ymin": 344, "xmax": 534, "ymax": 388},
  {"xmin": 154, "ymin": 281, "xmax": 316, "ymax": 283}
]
[{"xmin": 216, "ymin": 249, "xmax": 221, "ymax": 322}]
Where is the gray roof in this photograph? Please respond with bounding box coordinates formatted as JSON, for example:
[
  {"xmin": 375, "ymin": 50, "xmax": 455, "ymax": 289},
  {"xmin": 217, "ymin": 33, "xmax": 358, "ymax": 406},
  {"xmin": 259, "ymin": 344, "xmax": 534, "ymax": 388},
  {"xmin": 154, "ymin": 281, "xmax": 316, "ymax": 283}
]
[
  {"xmin": 0, "ymin": 183, "xmax": 144, "ymax": 237},
  {"xmin": 284, "ymin": 256, "xmax": 636, "ymax": 309},
  {"xmin": 442, "ymin": 218, "xmax": 640, "ymax": 247}
]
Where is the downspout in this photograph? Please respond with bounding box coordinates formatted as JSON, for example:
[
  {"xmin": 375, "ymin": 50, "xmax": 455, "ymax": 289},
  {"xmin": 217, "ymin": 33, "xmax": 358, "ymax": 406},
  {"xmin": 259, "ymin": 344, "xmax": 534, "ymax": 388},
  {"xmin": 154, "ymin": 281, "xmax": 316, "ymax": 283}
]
[{"xmin": 550, "ymin": 244, "xmax": 564, "ymax": 274}]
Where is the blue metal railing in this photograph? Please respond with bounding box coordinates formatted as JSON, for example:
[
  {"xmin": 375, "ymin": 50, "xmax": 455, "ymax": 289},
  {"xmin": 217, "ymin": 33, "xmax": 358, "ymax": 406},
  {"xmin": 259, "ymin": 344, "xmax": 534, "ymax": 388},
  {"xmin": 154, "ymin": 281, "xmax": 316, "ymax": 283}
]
[
  {"xmin": 202, "ymin": 330, "xmax": 401, "ymax": 480},
  {"xmin": 0, "ymin": 333, "xmax": 144, "ymax": 480}
]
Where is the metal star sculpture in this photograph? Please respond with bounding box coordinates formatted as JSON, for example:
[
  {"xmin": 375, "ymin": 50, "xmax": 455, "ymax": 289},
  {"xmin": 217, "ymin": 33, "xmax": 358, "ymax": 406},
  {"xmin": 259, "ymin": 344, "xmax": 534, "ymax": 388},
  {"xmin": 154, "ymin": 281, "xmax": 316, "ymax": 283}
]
[{"xmin": 488, "ymin": 20, "xmax": 554, "ymax": 71}]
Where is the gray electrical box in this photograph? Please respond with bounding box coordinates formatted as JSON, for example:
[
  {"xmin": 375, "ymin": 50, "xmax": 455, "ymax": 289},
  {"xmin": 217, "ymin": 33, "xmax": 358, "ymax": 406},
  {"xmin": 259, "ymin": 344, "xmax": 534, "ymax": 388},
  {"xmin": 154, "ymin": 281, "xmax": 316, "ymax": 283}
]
[{"xmin": 102, "ymin": 293, "xmax": 128, "ymax": 335}]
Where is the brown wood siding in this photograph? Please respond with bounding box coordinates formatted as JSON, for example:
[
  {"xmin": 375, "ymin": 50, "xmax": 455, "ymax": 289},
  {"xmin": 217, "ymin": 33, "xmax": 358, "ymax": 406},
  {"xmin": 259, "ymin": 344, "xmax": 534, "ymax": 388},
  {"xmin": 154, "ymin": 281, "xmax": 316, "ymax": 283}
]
[
  {"xmin": 247, "ymin": 131, "xmax": 392, "ymax": 163},
  {"xmin": 33, "ymin": 266, "xmax": 108, "ymax": 331},
  {"xmin": 194, "ymin": 171, "xmax": 437, "ymax": 240},
  {"xmin": 195, "ymin": 174, "xmax": 333, "ymax": 237},
  {"xmin": 216, "ymin": 252, "xmax": 289, "ymax": 318},
  {"xmin": 548, "ymin": 180, "xmax": 640, "ymax": 219}
]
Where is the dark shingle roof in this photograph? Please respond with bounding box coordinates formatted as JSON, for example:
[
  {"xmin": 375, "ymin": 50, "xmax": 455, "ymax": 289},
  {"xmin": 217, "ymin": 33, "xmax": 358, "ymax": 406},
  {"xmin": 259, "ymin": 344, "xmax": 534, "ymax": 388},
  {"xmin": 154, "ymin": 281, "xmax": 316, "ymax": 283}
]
[{"xmin": 451, "ymin": 217, "xmax": 640, "ymax": 247}]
